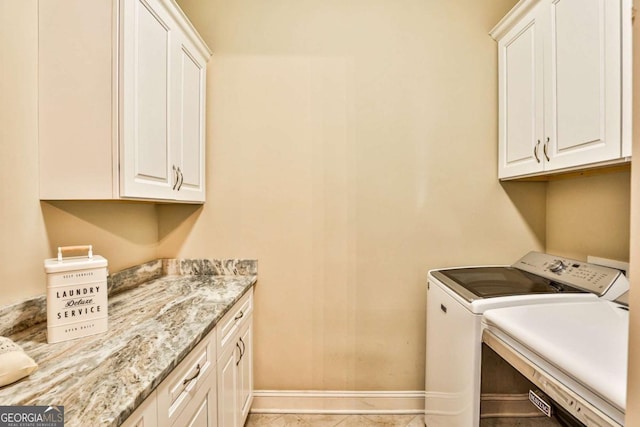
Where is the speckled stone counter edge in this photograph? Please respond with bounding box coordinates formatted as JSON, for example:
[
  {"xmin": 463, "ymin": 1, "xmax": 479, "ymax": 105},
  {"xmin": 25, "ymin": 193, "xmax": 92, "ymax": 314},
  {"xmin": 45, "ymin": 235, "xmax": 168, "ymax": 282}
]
[{"xmin": 0, "ymin": 259, "xmax": 258, "ymax": 337}]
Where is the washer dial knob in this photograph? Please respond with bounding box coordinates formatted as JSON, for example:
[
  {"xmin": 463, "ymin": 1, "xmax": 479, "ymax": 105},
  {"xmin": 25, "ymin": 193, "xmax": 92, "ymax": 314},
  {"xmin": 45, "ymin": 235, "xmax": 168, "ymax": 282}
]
[{"xmin": 549, "ymin": 260, "xmax": 566, "ymax": 273}]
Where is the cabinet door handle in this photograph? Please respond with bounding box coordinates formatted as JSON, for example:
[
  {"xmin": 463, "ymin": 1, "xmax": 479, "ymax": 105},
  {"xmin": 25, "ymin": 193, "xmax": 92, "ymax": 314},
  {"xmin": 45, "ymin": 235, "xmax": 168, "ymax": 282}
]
[
  {"xmin": 543, "ymin": 137, "xmax": 550, "ymax": 161},
  {"xmin": 172, "ymin": 165, "xmax": 179, "ymax": 190},
  {"xmin": 177, "ymin": 167, "xmax": 184, "ymax": 191},
  {"xmin": 234, "ymin": 311, "xmax": 244, "ymax": 321},
  {"xmin": 236, "ymin": 343, "xmax": 242, "ymax": 366},
  {"xmin": 534, "ymin": 140, "xmax": 541, "ymax": 163},
  {"xmin": 183, "ymin": 363, "xmax": 201, "ymax": 386},
  {"xmin": 239, "ymin": 337, "xmax": 245, "ymax": 358}
]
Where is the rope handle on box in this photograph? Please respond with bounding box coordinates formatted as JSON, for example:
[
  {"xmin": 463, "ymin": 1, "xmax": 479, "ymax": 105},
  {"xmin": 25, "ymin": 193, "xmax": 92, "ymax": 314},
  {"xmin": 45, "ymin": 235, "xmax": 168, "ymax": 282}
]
[{"xmin": 57, "ymin": 245, "xmax": 93, "ymax": 262}]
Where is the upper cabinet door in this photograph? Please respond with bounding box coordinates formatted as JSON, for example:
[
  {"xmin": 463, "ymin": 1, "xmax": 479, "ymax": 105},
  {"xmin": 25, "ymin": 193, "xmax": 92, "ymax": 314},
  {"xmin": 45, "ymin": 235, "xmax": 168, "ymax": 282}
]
[
  {"xmin": 172, "ymin": 36, "xmax": 208, "ymax": 202},
  {"xmin": 497, "ymin": 3, "xmax": 545, "ymax": 179},
  {"xmin": 544, "ymin": 0, "xmax": 622, "ymax": 170},
  {"xmin": 120, "ymin": 0, "xmax": 176, "ymax": 200}
]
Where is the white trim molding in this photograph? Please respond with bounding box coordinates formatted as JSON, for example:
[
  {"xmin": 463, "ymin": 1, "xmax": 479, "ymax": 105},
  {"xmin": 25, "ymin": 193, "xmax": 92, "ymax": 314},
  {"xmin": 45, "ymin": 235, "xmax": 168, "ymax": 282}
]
[{"xmin": 251, "ymin": 390, "xmax": 425, "ymax": 415}]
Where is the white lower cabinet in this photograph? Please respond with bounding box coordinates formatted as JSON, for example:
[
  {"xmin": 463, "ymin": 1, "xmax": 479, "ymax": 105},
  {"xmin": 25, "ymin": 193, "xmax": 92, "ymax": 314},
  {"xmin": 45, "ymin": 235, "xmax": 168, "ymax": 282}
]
[
  {"xmin": 121, "ymin": 292, "xmax": 254, "ymax": 427},
  {"xmin": 237, "ymin": 320, "xmax": 253, "ymax": 422},
  {"xmin": 122, "ymin": 390, "xmax": 158, "ymax": 427},
  {"xmin": 169, "ymin": 381, "xmax": 217, "ymax": 427},
  {"xmin": 217, "ymin": 290, "xmax": 254, "ymax": 427},
  {"xmin": 217, "ymin": 340, "xmax": 239, "ymax": 427}
]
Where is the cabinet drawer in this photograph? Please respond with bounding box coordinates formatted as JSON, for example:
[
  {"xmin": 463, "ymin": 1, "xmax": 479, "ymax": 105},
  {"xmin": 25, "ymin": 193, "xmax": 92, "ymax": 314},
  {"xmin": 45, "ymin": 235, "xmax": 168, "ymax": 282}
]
[
  {"xmin": 217, "ymin": 290, "xmax": 253, "ymax": 356},
  {"xmin": 157, "ymin": 328, "xmax": 216, "ymax": 427}
]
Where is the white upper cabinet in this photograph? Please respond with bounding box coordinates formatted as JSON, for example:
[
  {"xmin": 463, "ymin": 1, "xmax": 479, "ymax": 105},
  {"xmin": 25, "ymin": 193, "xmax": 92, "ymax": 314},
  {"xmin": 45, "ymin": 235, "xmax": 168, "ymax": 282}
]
[
  {"xmin": 491, "ymin": 0, "xmax": 632, "ymax": 180},
  {"xmin": 120, "ymin": 0, "xmax": 175, "ymax": 200},
  {"xmin": 172, "ymin": 30, "xmax": 208, "ymax": 202},
  {"xmin": 496, "ymin": 3, "xmax": 546, "ymax": 178},
  {"xmin": 39, "ymin": 0, "xmax": 211, "ymax": 202}
]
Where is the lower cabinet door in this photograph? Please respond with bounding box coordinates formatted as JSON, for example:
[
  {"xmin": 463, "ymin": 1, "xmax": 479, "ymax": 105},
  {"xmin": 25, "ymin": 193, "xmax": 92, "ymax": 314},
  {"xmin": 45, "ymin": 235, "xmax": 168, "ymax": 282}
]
[
  {"xmin": 172, "ymin": 382, "xmax": 217, "ymax": 427},
  {"xmin": 237, "ymin": 319, "xmax": 253, "ymax": 423},
  {"xmin": 121, "ymin": 391, "xmax": 158, "ymax": 427},
  {"xmin": 217, "ymin": 343, "xmax": 239, "ymax": 427}
]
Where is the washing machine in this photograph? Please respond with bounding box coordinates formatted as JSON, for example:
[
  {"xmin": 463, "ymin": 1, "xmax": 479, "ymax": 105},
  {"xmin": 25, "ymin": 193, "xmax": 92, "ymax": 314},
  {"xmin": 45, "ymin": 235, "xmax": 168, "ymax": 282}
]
[{"xmin": 424, "ymin": 251, "xmax": 629, "ymax": 427}]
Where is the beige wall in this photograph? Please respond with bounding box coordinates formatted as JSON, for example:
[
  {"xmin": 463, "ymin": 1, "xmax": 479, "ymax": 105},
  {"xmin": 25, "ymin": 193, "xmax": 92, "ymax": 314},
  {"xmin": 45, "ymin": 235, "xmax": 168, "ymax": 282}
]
[
  {"xmin": 0, "ymin": 0, "xmax": 159, "ymax": 306},
  {"xmin": 166, "ymin": 0, "xmax": 548, "ymax": 391},
  {"xmin": 546, "ymin": 171, "xmax": 631, "ymax": 262}
]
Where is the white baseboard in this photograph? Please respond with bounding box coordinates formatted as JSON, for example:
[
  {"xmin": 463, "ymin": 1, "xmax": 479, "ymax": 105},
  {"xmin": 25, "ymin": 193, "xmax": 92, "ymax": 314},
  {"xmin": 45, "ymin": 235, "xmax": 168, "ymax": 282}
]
[{"xmin": 251, "ymin": 390, "xmax": 425, "ymax": 415}]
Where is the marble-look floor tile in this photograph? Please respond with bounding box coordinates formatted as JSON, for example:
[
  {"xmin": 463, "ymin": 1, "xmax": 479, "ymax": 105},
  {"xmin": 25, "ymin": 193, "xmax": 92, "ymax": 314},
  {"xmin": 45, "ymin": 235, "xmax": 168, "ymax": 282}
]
[
  {"xmin": 359, "ymin": 414, "xmax": 420, "ymax": 426},
  {"xmin": 332, "ymin": 415, "xmax": 372, "ymax": 426},
  {"xmin": 245, "ymin": 413, "xmax": 565, "ymax": 426},
  {"xmin": 405, "ymin": 415, "xmax": 425, "ymax": 427},
  {"xmin": 266, "ymin": 414, "xmax": 310, "ymax": 426},
  {"xmin": 245, "ymin": 414, "xmax": 424, "ymax": 427},
  {"xmin": 245, "ymin": 414, "xmax": 313, "ymax": 426},
  {"xmin": 245, "ymin": 413, "xmax": 284, "ymax": 426},
  {"xmin": 297, "ymin": 414, "xmax": 349, "ymax": 426}
]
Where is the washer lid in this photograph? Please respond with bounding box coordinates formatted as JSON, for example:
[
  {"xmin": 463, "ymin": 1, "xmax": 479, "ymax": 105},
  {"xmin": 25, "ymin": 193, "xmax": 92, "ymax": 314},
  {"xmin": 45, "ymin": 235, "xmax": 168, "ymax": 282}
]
[{"xmin": 432, "ymin": 267, "xmax": 585, "ymax": 303}]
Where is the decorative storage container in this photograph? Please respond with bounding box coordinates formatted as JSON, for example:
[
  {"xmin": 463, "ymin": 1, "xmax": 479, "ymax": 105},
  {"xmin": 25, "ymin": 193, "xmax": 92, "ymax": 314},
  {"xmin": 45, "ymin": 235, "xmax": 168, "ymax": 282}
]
[{"xmin": 44, "ymin": 245, "xmax": 108, "ymax": 343}]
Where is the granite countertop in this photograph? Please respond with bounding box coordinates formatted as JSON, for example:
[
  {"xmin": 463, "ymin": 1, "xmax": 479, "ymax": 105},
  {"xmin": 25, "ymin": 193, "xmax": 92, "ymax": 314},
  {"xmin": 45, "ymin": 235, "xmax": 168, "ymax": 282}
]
[{"xmin": 0, "ymin": 258, "xmax": 257, "ymax": 426}]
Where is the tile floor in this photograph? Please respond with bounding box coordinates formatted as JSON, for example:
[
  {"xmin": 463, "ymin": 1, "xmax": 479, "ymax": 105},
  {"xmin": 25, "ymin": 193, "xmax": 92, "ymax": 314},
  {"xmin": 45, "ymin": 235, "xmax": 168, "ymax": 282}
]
[
  {"xmin": 245, "ymin": 414, "xmax": 561, "ymax": 426},
  {"xmin": 245, "ymin": 413, "xmax": 424, "ymax": 426}
]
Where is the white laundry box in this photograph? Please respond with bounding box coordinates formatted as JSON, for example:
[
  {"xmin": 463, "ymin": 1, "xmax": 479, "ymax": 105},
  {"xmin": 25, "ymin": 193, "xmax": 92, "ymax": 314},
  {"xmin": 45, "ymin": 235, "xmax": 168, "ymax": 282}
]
[{"xmin": 44, "ymin": 245, "xmax": 108, "ymax": 343}]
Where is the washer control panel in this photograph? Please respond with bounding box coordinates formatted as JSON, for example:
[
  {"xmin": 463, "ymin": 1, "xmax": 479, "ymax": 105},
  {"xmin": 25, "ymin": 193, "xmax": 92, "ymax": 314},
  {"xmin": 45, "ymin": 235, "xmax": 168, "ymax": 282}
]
[{"xmin": 513, "ymin": 252, "xmax": 626, "ymax": 298}]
